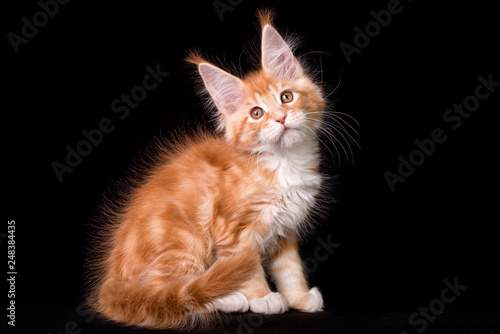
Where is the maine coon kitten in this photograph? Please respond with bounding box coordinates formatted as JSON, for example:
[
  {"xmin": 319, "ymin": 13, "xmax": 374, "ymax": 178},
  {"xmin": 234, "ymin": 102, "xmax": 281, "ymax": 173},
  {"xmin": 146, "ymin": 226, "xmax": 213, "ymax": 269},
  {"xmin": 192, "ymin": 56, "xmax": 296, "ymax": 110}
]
[{"xmin": 87, "ymin": 10, "xmax": 337, "ymax": 329}]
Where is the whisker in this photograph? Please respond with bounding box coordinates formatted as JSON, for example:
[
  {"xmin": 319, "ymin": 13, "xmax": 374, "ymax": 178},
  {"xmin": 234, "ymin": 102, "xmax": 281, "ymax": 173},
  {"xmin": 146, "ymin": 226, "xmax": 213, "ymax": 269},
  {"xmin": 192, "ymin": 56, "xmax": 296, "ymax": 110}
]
[
  {"xmin": 307, "ymin": 121, "xmax": 347, "ymax": 163},
  {"xmin": 326, "ymin": 115, "xmax": 360, "ymax": 148},
  {"xmin": 316, "ymin": 125, "xmax": 349, "ymax": 161},
  {"xmin": 303, "ymin": 105, "xmax": 360, "ymax": 165},
  {"xmin": 309, "ymin": 128, "xmax": 338, "ymax": 161},
  {"xmin": 323, "ymin": 67, "xmax": 343, "ymax": 100},
  {"xmin": 330, "ymin": 111, "xmax": 360, "ymax": 127}
]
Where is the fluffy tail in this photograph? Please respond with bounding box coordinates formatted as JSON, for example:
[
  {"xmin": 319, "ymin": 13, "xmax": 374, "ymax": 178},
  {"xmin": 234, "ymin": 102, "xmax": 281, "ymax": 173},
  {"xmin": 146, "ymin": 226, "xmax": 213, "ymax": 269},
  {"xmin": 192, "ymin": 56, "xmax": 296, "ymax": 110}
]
[{"xmin": 91, "ymin": 251, "xmax": 259, "ymax": 329}]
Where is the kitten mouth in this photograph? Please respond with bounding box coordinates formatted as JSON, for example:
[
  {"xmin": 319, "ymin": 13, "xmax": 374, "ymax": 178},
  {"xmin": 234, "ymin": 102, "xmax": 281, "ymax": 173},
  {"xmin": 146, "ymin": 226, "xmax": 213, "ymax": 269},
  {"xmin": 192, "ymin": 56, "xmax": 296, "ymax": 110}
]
[
  {"xmin": 281, "ymin": 124, "xmax": 297, "ymax": 132},
  {"xmin": 283, "ymin": 124, "xmax": 300, "ymax": 133},
  {"xmin": 278, "ymin": 126, "xmax": 291, "ymax": 139},
  {"xmin": 277, "ymin": 126, "xmax": 300, "ymax": 144}
]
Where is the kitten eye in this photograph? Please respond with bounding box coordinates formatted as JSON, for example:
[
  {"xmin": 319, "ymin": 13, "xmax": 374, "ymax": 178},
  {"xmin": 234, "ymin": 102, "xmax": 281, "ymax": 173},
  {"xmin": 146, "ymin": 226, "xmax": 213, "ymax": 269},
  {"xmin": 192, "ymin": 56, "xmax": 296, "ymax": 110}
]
[
  {"xmin": 281, "ymin": 91, "xmax": 294, "ymax": 103},
  {"xmin": 250, "ymin": 107, "xmax": 265, "ymax": 120}
]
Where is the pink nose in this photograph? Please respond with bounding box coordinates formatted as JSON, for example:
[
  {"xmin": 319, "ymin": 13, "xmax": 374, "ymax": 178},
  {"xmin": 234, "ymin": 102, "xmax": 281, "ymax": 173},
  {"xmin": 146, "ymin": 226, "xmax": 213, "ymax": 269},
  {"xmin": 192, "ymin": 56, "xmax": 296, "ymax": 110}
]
[{"xmin": 276, "ymin": 116, "xmax": 286, "ymax": 125}]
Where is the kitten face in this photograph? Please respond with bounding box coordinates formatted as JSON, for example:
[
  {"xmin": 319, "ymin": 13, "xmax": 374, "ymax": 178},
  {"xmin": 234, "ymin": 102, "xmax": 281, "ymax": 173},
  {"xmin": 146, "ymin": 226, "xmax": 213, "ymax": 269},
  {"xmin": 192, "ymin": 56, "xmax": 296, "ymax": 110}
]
[
  {"xmin": 192, "ymin": 22, "xmax": 326, "ymax": 153},
  {"xmin": 226, "ymin": 71, "xmax": 325, "ymax": 152}
]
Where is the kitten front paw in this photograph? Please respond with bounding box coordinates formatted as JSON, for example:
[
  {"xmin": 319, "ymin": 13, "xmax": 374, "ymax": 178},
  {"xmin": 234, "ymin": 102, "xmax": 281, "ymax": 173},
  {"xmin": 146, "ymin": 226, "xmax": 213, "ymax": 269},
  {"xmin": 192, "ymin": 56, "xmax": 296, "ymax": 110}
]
[
  {"xmin": 208, "ymin": 292, "xmax": 249, "ymax": 313},
  {"xmin": 290, "ymin": 287, "xmax": 324, "ymax": 312},
  {"xmin": 249, "ymin": 292, "xmax": 288, "ymax": 314}
]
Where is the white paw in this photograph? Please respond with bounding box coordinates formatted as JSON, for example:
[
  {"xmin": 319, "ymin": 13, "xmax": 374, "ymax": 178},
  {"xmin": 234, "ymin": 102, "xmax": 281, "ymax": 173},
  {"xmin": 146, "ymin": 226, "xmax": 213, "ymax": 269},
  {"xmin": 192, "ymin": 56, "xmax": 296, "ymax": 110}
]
[
  {"xmin": 297, "ymin": 287, "xmax": 324, "ymax": 312},
  {"xmin": 208, "ymin": 292, "xmax": 249, "ymax": 313},
  {"xmin": 249, "ymin": 292, "xmax": 288, "ymax": 314}
]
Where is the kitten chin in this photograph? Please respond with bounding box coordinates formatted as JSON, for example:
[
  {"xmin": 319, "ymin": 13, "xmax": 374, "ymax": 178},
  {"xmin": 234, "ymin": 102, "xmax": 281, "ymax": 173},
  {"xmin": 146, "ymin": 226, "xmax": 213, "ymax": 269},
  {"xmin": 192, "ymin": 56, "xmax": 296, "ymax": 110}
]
[{"xmin": 277, "ymin": 127, "xmax": 307, "ymax": 148}]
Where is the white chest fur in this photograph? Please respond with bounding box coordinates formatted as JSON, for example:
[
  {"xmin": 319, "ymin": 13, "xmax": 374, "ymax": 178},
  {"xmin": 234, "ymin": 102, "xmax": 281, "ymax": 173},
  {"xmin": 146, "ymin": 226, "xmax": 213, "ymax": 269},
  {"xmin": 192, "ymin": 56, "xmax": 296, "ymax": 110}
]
[{"xmin": 257, "ymin": 140, "xmax": 323, "ymax": 252}]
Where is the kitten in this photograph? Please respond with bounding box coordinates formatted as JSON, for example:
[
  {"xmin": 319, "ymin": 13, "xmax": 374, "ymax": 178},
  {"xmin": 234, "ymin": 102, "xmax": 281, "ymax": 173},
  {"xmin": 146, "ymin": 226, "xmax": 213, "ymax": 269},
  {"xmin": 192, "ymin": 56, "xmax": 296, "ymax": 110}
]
[{"xmin": 87, "ymin": 9, "xmax": 343, "ymax": 330}]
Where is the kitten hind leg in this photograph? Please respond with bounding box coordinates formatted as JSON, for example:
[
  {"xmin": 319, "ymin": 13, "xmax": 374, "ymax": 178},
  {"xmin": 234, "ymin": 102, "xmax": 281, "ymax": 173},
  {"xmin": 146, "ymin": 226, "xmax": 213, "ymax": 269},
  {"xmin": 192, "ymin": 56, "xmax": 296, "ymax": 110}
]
[
  {"xmin": 248, "ymin": 292, "xmax": 288, "ymax": 314},
  {"xmin": 205, "ymin": 242, "xmax": 285, "ymax": 314},
  {"xmin": 208, "ymin": 241, "xmax": 288, "ymax": 315},
  {"xmin": 208, "ymin": 292, "xmax": 249, "ymax": 313},
  {"xmin": 240, "ymin": 262, "xmax": 288, "ymax": 314}
]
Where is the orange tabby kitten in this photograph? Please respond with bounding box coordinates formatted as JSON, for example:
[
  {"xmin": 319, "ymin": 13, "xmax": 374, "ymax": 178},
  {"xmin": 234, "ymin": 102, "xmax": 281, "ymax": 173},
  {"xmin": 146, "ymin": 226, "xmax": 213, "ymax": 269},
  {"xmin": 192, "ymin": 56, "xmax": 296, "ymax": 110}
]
[{"xmin": 87, "ymin": 10, "xmax": 334, "ymax": 329}]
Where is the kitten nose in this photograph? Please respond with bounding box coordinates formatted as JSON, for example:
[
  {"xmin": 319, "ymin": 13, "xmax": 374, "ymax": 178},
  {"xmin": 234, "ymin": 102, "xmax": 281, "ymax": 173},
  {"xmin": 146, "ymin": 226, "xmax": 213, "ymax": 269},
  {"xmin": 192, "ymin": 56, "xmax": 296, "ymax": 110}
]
[{"xmin": 276, "ymin": 116, "xmax": 286, "ymax": 125}]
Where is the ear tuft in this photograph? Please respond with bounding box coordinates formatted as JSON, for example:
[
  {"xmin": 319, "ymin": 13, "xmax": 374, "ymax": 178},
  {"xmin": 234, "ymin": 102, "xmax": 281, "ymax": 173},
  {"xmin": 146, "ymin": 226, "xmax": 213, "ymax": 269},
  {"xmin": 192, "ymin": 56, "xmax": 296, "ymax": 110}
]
[
  {"xmin": 257, "ymin": 8, "xmax": 275, "ymax": 31},
  {"xmin": 185, "ymin": 50, "xmax": 209, "ymax": 66},
  {"xmin": 261, "ymin": 24, "xmax": 303, "ymax": 80}
]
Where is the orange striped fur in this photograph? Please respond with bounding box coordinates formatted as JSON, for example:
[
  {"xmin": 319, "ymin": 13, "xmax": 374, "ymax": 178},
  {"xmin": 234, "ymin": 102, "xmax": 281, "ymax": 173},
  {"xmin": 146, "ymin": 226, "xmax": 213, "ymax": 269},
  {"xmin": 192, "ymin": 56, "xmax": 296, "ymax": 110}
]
[{"xmin": 87, "ymin": 9, "xmax": 329, "ymax": 329}]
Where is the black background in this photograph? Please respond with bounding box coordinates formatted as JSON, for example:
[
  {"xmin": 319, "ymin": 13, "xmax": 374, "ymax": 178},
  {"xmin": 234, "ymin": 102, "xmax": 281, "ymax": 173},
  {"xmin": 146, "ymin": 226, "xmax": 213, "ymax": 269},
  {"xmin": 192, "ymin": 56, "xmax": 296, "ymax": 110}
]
[{"xmin": 4, "ymin": 0, "xmax": 500, "ymax": 333}]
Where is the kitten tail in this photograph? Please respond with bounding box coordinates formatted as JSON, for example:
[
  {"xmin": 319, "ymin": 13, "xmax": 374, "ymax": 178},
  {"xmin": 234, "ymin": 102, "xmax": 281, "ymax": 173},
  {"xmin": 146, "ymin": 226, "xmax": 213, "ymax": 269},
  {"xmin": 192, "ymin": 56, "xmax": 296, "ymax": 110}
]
[{"xmin": 93, "ymin": 249, "xmax": 260, "ymax": 329}]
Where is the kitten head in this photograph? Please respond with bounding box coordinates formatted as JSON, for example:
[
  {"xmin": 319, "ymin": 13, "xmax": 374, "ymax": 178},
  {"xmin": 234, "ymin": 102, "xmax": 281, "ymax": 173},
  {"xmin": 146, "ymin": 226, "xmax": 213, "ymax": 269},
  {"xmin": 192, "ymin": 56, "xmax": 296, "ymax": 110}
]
[{"xmin": 188, "ymin": 11, "xmax": 325, "ymax": 153}]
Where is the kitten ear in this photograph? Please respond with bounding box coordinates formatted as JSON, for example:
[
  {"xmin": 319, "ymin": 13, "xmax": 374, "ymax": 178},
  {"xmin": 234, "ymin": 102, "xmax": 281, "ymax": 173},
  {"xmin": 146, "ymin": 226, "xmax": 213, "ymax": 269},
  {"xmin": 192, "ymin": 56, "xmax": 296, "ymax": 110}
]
[
  {"xmin": 198, "ymin": 63, "xmax": 245, "ymax": 115},
  {"xmin": 261, "ymin": 24, "xmax": 303, "ymax": 80}
]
